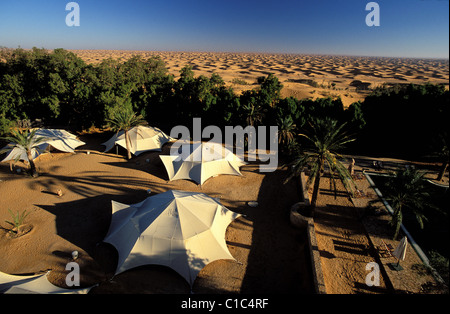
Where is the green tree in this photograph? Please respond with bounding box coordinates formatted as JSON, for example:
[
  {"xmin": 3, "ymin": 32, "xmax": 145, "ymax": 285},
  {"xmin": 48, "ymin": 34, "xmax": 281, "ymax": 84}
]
[
  {"xmin": 286, "ymin": 118, "xmax": 356, "ymax": 214},
  {"xmin": 0, "ymin": 48, "xmax": 100, "ymax": 130},
  {"xmin": 207, "ymin": 84, "xmax": 240, "ymax": 126},
  {"xmin": 0, "ymin": 115, "xmax": 13, "ymax": 136},
  {"xmin": 106, "ymin": 106, "xmax": 147, "ymax": 160},
  {"xmin": 95, "ymin": 55, "xmax": 171, "ymax": 124},
  {"xmin": 374, "ymin": 168, "xmax": 432, "ymax": 240},
  {"xmin": 277, "ymin": 115, "xmax": 296, "ymax": 147},
  {"xmin": 259, "ymin": 73, "xmax": 283, "ymax": 107},
  {"xmin": 172, "ymin": 66, "xmax": 202, "ymax": 121},
  {"xmin": 276, "ymin": 97, "xmax": 302, "ymax": 121},
  {"xmin": 239, "ymin": 89, "xmax": 266, "ymax": 127},
  {"xmin": 360, "ymin": 83, "xmax": 449, "ymax": 158},
  {"xmin": 123, "ymin": 55, "xmax": 170, "ymax": 116},
  {"xmin": 0, "ymin": 129, "xmax": 47, "ymax": 177},
  {"xmin": 345, "ymin": 101, "xmax": 366, "ymax": 131}
]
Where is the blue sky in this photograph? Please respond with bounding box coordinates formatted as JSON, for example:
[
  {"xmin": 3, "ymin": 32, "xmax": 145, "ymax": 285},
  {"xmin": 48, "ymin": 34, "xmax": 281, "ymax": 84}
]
[{"xmin": 0, "ymin": 0, "xmax": 448, "ymax": 58}]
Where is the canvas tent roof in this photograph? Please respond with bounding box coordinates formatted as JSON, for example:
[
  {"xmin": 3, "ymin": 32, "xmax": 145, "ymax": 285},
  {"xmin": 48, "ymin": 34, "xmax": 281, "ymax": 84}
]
[
  {"xmin": 1, "ymin": 129, "xmax": 85, "ymax": 162},
  {"xmin": 160, "ymin": 142, "xmax": 246, "ymax": 185},
  {"xmin": 103, "ymin": 190, "xmax": 240, "ymax": 287},
  {"xmin": 102, "ymin": 125, "xmax": 172, "ymax": 156},
  {"xmin": 0, "ymin": 271, "xmax": 92, "ymax": 294}
]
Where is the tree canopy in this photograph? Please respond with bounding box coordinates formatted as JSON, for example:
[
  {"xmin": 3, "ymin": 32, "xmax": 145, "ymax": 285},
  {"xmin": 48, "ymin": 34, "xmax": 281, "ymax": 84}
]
[{"xmin": 1, "ymin": 48, "xmax": 448, "ymax": 163}]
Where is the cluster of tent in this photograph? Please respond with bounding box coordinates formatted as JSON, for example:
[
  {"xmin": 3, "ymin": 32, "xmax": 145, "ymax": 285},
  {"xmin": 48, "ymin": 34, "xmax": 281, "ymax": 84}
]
[
  {"xmin": 1, "ymin": 126, "xmax": 247, "ymax": 187},
  {"xmin": 101, "ymin": 126, "xmax": 246, "ymax": 185},
  {"xmin": 1, "ymin": 126, "xmax": 248, "ymax": 293},
  {"xmin": 1, "ymin": 129, "xmax": 86, "ymax": 163}
]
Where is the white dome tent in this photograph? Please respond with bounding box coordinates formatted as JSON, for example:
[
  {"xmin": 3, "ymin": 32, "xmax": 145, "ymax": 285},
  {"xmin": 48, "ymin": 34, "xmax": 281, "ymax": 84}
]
[
  {"xmin": 0, "ymin": 271, "xmax": 92, "ymax": 294},
  {"xmin": 102, "ymin": 125, "xmax": 172, "ymax": 156},
  {"xmin": 160, "ymin": 142, "xmax": 246, "ymax": 185},
  {"xmin": 102, "ymin": 190, "xmax": 241, "ymax": 287},
  {"xmin": 1, "ymin": 129, "xmax": 85, "ymax": 162}
]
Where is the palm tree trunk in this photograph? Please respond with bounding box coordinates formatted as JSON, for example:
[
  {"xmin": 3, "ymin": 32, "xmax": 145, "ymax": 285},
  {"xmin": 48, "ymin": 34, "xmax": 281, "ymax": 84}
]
[
  {"xmin": 26, "ymin": 151, "xmax": 38, "ymax": 177},
  {"xmin": 310, "ymin": 159, "xmax": 324, "ymax": 212},
  {"xmin": 437, "ymin": 161, "xmax": 448, "ymax": 181},
  {"xmin": 125, "ymin": 130, "xmax": 132, "ymax": 160},
  {"xmin": 392, "ymin": 205, "xmax": 403, "ymax": 240}
]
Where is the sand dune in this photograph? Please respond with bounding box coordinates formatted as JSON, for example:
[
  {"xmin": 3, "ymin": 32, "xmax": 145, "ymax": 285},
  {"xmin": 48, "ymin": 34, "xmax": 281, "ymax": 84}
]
[{"xmin": 70, "ymin": 50, "xmax": 449, "ymax": 108}]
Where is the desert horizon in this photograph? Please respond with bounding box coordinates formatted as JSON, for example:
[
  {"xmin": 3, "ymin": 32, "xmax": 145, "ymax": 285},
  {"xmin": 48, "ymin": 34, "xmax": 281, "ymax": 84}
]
[
  {"xmin": 65, "ymin": 49, "xmax": 449, "ymax": 108},
  {"xmin": 3, "ymin": 47, "xmax": 447, "ymax": 108}
]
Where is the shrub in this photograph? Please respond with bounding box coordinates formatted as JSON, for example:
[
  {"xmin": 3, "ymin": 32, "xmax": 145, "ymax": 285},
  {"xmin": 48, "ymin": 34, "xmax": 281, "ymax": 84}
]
[{"xmin": 4, "ymin": 209, "xmax": 30, "ymax": 234}]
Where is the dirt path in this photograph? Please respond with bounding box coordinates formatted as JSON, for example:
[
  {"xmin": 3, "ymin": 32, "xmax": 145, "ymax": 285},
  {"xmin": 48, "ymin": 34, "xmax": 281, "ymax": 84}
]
[{"xmin": 311, "ymin": 160, "xmax": 447, "ymax": 294}]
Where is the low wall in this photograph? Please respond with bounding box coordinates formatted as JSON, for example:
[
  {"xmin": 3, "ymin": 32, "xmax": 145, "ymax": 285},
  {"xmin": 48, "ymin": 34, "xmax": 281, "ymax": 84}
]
[
  {"xmin": 290, "ymin": 172, "xmax": 326, "ymax": 294},
  {"xmin": 363, "ymin": 171, "xmax": 446, "ymax": 286}
]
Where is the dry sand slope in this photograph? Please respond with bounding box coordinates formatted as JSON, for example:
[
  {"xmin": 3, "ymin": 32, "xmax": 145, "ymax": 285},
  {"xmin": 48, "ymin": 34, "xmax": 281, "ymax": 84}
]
[{"xmin": 71, "ymin": 50, "xmax": 449, "ymax": 108}]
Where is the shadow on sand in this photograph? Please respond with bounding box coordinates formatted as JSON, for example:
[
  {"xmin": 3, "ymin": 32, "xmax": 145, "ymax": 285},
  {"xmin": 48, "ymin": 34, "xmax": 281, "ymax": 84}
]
[
  {"xmin": 29, "ymin": 137, "xmax": 315, "ymax": 293},
  {"xmin": 238, "ymin": 166, "xmax": 315, "ymax": 293}
]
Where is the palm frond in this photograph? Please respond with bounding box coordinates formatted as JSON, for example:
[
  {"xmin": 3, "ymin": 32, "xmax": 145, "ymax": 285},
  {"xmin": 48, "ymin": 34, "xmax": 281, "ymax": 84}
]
[
  {"xmin": 0, "ymin": 129, "xmax": 48, "ymax": 160},
  {"xmin": 284, "ymin": 153, "xmax": 311, "ymax": 183},
  {"xmin": 106, "ymin": 107, "xmax": 147, "ymax": 132},
  {"xmin": 286, "ymin": 117, "xmax": 356, "ymax": 209},
  {"xmin": 380, "ymin": 167, "xmax": 434, "ymax": 239}
]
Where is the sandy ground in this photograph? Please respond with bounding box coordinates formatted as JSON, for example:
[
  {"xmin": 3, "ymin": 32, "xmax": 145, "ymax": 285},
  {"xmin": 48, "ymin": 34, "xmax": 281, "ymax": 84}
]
[
  {"xmin": 0, "ymin": 134, "xmax": 448, "ymax": 294},
  {"xmin": 311, "ymin": 175, "xmax": 388, "ymax": 294},
  {"xmin": 0, "ymin": 134, "xmax": 313, "ymax": 294},
  {"xmin": 70, "ymin": 50, "xmax": 449, "ymax": 108},
  {"xmin": 311, "ymin": 160, "xmax": 448, "ymax": 294}
]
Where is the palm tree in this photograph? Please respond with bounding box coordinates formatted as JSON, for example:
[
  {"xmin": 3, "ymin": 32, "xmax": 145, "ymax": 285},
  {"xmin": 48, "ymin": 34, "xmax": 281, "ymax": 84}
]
[
  {"xmin": 286, "ymin": 118, "xmax": 356, "ymax": 215},
  {"xmin": 240, "ymin": 90, "xmax": 266, "ymax": 127},
  {"xmin": 375, "ymin": 168, "xmax": 431, "ymax": 240},
  {"xmin": 0, "ymin": 129, "xmax": 47, "ymax": 177},
  {"xmin": 106, "ymin": 107, "xmax": 147, "ymax": 160},
  {"xmin": 242, "ymin": 102, "xmax": 265, "ymax": 127},
  {"xmin": 277, "ymin": 116, "xmax": 296, "ymax": 147}
]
